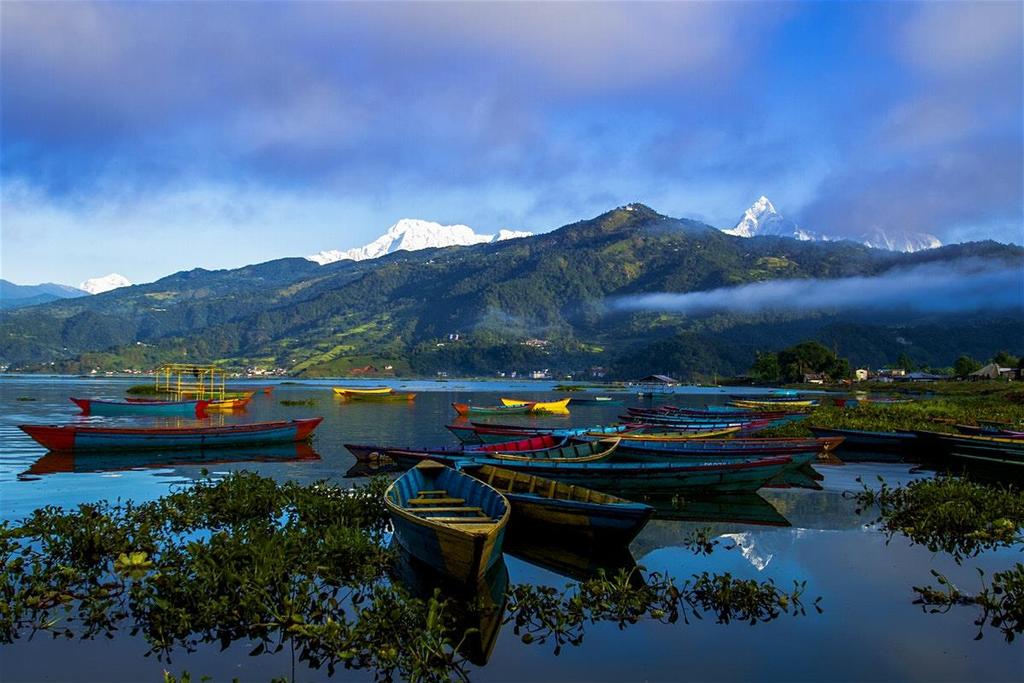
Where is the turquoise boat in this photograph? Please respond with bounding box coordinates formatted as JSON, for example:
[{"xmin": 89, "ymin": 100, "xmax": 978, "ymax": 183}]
[
  {"xmin": 385, "ymin": 460, "xmax": 510, "ymax": 583},
  {"xmin": 448, "ymin": 423, "xmax": 629, "ymax": 445},
  {"xmin": 462, "ymin": 463, "xmax": 653, "ymax": 544},
  {"xmin": 70, "ymin": 397, "xmax": 208, "ymax": 417}
]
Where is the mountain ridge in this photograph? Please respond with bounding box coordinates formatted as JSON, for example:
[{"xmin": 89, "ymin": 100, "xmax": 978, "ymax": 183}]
[{"xmin": 1, "ymin": 204, "xmax": 1019, "ymax": 378}]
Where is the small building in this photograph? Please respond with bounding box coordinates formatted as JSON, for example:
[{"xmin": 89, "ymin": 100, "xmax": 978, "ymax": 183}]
[
  {"xmin": 637, "ymin": 374, "xmax": 679, "ymax": 386},
  {"xmin": 803, "ymin": 372, "xmax": 827, "ymax": 385},
  {"xmin": 896, "ymin": 371, "xmax": 946, "ymax": 382},
  {"xmin": 969, "ymin": 364, "xmax": 1016, "ymax": 380},
  {"xmin": 854, "ymin": 368, "xmax": 869, "ymax": 381}
]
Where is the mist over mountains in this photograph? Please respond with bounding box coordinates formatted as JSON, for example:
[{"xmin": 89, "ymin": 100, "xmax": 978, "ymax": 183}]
[{"xmin": 1, "ymin": 203, "xmax": 1020, "ymax": 379}]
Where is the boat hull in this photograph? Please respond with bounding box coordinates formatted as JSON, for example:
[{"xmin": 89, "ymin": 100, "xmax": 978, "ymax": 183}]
[
  {"xmin": 70, "ymin": 397, "xmax": 208, "ymax": 417},
  {"xmin": 19, "ymin": 418, "xmax": 323, "ymax": 452}
]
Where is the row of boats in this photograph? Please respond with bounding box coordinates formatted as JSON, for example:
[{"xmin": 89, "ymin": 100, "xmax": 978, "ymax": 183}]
[{"xmin": 364, "ymin": 402, "xmax": 840, "ymax": 583}]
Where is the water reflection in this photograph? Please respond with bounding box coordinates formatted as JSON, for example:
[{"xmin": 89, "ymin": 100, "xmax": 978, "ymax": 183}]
[
  {"xmin": 21, "ymin": 443, "xmax": 321, "ymax": 478},
  {"xmin": 391, "ymin": 547, "xmax": 509, "ymax": 666},
  {"xmin": 504, "ymin": 534, "xmax": 639, "ymax": 583}
]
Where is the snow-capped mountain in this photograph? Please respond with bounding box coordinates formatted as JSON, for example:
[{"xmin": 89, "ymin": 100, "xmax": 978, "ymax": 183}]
[
  {"xmin": 722, "ymin": 196, "xmax": 941, "ymax": 252},
  {"xmin": 307, "ymin": 219, "xmax": 531, "ymax": 265},
  {"xmin": 79, "ymin": 273, "xmax": 132, "ymax": 295},
  {"xmin": 723, "ymin": 196, "xmax": 818, "ymax": 241}
]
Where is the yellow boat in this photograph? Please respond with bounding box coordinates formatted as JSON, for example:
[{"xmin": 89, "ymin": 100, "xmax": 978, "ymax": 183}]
[
  {"xmin": 499, "ymin": 397, "xmax": 572, "ymax": 413},
  {"xmin": 730, "ymin": 399, "xmax": 816, "ymax": 409},
  {"xmin": 333, "ymin": 386, "xmax": 394, "ymax": 396},
  {"xmin": 593, "ymin": 427, "xmax": 741, "ymax": 441},
  {"xmin": 204, "ymin": 393, "xmax": 255, "ymax": 411}
]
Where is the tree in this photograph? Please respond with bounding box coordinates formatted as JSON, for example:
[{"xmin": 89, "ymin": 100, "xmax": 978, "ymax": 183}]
[
  {"xmin": 991, "ymin": 350, "xmax": 1020, "ymax": 368},
  {"xmin": 750, "ymin": 351, "xmax": 780, "ymax": 382},
  {"xmin": 954, "ymin": 355, "xmax": 982, "ymax": 378},
  {"xmin": 776, "ymin": 341, "xmax": 851, "ymax": 383},
  {"xmin": 895, "ymin": 352, "xmax": 916, "ymax": 372}
]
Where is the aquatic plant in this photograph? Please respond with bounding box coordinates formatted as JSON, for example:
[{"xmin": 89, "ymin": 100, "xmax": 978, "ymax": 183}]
[
  {"xmin": 505, "ymin": 567, "xmax": 818, "ymax": 654},
  {"xmin": 853, "ymin": 476, "xmax": 1024, "ymax": 562},
  {"xmin": 0, "ymin": 473, "xmax": 818, "ymax": 680},
  {"xmin": 280, "ymin": 398, "xmax": 318, "ymax": 407},
  {"xmin": 913, "ymin": 565, "xmax": 1024, "ymax": 642}
]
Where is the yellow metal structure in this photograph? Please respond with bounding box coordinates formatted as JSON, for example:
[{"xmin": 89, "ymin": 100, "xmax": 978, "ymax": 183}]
[{"xmin": 152, "ymin": 364, "xmax": 252, "ymax": 410}]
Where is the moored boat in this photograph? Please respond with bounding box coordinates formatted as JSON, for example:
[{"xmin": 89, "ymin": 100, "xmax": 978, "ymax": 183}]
[
  {"xmin": 385, "ymin": 460, "xmax": 510, "ymax": 583},
  {"xmin": 333, "ymin": 386, "xmax": 393, "ymax": 396},
  {"xmin": 461, "ymin": 463, "xmax": 654, "ymax": 544},
  {"xmin": 954, "ymin": 424, "xmax": 1024, "ymax": 439},
  {"xmin": 448, "ymin": 422, "xmax": 630, "ymax": 445},
  {"xmin": 70, "ymin": 397, "xmax": 209, "ymax": 417},
  {"xmin": 365, "ymin": 437, "xmax": 621, "ymax": 468},
  {"xmin": 452, "ymin": 402, "xmax": 533, "ymax": 416},
  {"xmin": 204, "ymin": 394, "xmax": 254, "ymax": 411},
  {"xmin": 499, "ymin": 397, "xmax": 572, "ymax": 413},
  {"xmin": 344, "ymin": 434, "xmax": 567, "ymax": 463},
  {"xmin": 912, "ymin": 430, "xmax": 1024, "ymax": 468},
  {"xmin": 347, "ymin": 391, "xmax": 417, "ymax": 402},
  {"xmin": 18, "ymin": 417, "xmax": 324, "ymax": 452},
  {"xmin": 445, "ymin": 455, "xmax": 795, "ymax": 496}
]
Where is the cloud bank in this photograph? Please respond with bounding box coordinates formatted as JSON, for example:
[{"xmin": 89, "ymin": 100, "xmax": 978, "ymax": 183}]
[{"xmin": 613, "ymin": 260, "xmax": 1024, "ymax": 316}]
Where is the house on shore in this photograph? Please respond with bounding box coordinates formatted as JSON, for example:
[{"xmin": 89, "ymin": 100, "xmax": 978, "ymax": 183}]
[{"xmin": 969, "ymin": 364, "xmax": 1018, "ymax": 380}]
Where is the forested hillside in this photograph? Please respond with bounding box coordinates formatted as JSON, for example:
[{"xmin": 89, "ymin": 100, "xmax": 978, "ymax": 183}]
[{"xmin": 2, "ymin": 204, "xmax": 1021, "ymax": 379}]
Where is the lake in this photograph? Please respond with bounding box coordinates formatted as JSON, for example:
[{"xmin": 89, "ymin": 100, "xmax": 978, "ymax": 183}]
[{"xmin": 0, "ymin": 376, "xmax": 1020, "ymax": 681}]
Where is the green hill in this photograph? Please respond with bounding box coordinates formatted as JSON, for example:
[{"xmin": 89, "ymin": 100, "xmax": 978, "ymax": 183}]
[{"xmin": 2, "ymin": 204, "xmax": 1021, "ymax": 379}]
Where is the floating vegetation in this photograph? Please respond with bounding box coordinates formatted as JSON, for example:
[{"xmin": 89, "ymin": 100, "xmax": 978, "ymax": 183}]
[
  {"xmin": 913, "ymin": 565, "xmax": 1024, "ymax": 642},
  {"xmin": 853, "ymin": 476, "xmax": 1024, "ymax": 562},
  {"xmin": 280, "ymin": 398, "xmax": 318, "ymax": 407},
  {"xmin": 14, "ymin": 397, "xmax": 36, "ymax": 401},
  {"xmin": 506, "ymin": 568, "xmax": 818, "ymax": 654},
  {"xmin": 0, "ymin": 473, "xmax": 820, "ymax": 680}
]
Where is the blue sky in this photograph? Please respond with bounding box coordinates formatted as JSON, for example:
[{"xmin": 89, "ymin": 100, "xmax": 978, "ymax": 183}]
[{"xmin": 1, "ymin": 1, "xmax": 1022, "ymax": 286}]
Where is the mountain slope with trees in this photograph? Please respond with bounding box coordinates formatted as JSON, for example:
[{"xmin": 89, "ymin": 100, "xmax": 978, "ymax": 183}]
[{"xmin": 2, "ymin": 204, "xmax": 1021, "ymax": 379}]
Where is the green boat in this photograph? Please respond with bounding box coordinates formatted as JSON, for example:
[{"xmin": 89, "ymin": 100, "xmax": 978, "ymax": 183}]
[{"xmin": 452, "ymin": 402, "xmax": 533, "ymax": 416}]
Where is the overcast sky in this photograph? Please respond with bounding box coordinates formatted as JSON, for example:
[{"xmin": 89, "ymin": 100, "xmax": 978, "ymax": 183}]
[{"xmin": 2, "ymin": 1, "xmax": 1022, "ymax": 285}]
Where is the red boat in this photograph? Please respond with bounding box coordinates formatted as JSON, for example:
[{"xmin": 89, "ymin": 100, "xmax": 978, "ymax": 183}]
[{"xmin": 19, "ymin": 418, "xmax": 324, "ymax": 452}]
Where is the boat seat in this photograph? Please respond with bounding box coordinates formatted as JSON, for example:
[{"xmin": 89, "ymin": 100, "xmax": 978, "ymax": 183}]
[
  {"xmin": 428, "ymin": 516, "xmax": 494, "ymax": 523},
  {"xmin": 418, "ymin": 489, "xmax": 447, "ymax": 496},
  {"xmin": 411, "ymin": 506, "xmax": 482, "ymax": 513},
  {"xmin": 408, "ymin": 497, "xmax": 465, "ymax": 505}
]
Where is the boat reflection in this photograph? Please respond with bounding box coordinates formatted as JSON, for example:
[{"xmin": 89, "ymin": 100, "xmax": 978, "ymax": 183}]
[
  {"xmin": 22, "ymin": 442, "xmax": 321, "ymax": 477},
  {"xmin": 504, "ymin": 533, "xmax": 640, "ymax": 583},
  {"xmin": 344, "ymin": 458, "xmax": 404, "ymax": 478},
  {"xmin": 644, "ymin": 493, "xmax": 791, "ymax": 527},
  {"xmin": 391, "ymin": 547, "xmax": 509, "ymax": 666},
  {"xmin": 764, "ymin": 463, "xmax": 824, "ymax": 491}
]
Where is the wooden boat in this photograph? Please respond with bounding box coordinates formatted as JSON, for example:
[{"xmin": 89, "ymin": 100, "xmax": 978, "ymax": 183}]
[
  {"xmin": 452, "ymin": 402, "xmax": 533, "ymax": 416},
  {"xmin": 462, "ymin": 463, "xmax": 653, "ymax": 544},
  {"xmin": 954, "ymin": 424, "xmax": 1024, "ymax": 439},
  {"xmin": 446, "ymin": 455, "xmax": 794, "ymax": 495},
  {"xmin": 70, "ymin": 397, "xmax": 209, "ymax": 417},
  {"xmin": 344, "ymin": 434, "xmax": 567, "ymax": 463},
  {"xmin": 384, "ymin": 460, "xmax": 510, "ymax": 583},
  {"xmin": 808, "ymin": 427, "xmax": 917, "ymax": 456},
  {"xmin": 347, "ymin": 392, "xmax": 416, "ymax": 402},
  {"xmin": 620, "ymin": 415, "xmax": 770, "ymax": 431},
  {"xmin": 569, "ymin": 396, "xmax": 623, "ymax": 405},
  {"xmin": 333, "ymin": 386, "xmax": 393, "ymax": 395},
  {"xmin": 600, "ymin": 427, "xmax": 741, "ymax": 440},
  {"xmin": 24, "ymin": 443, "xmax": 320, "ymax": 476},
  {"xmin": 367, "ymin": 437, "xmax": 622, "ymax": 469},
  {"xmin": 912, "ymin": 430, "xmax": 1024, "ymax": 468},
  {"xmin": 18, "ymin": 417, "xmax": 323, "ymax": 453},
  {"xmin": 729, "ymin": 398, "xmax": 817, "ymax": 409},
  {"xmin": 499, "ymin": 397, "xmax": 572, "ymax": 413},
  {"xmin": 448, "ymin": 423, "xmax": 630, "ymax": 445},
  {"xmin": 204, "ymin": 395, "xmax": 253, "ymax": 411}
]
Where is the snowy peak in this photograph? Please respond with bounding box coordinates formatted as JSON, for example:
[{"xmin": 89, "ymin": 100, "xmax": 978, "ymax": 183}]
[
  {"xmin": 721, "ymin": 197, "xmax": 941, "ymax": 252},
  {"xmin": 307, "ymin": 219, "xmax": 532, "ymax": 264},
  {"xmin": 79, "ymin": 273, "xmax": 132, "ymax": 295},
  {"xmin": 724, "ymin": 196, "xmax": 813, "ymax": 240}
]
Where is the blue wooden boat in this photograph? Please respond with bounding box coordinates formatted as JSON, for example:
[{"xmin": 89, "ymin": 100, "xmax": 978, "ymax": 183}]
[
  {"xmin": 808, "ymin": 427, "xmax": 917, "ymax": 453},
  {"xmin": 449, "ymin": 455, "xmax": 794, "ymax": 496},
  {"xmin": 344, "ymin": 434, "xmax": 567, "ymax": 463},
  {"xmin": 448, "ymin": 423, "xmax": 629, "ymax": 445},
  {"xmin": 462, "ymin": 463, "xmax": 654, "ymax": 544},
  {"xmin": 384, "ymin": 460, "xmax": 510, "ymax": 583},
  {"xmin": 912, "ymin": 430, "xmax": 1024, "ymax": 468},
  {"xmin": 18, "ymin": 418, "xmax": 323, "ymax": 452},
  {"xmin": 362, "ymin": 437, "xmax": 622, "ymax": 469},
  {"xmin": 70, "ymin": 397, "xmax": 209, "ymax": 417}
]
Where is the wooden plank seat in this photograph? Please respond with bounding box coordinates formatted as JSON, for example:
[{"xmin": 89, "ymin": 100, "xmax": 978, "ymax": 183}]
[
  {"xmin": 427, "ymin": 516, "xmax": 495, "ymax": 524},
  {"xmin": 408, "ymin": 497, "xmax": 465, "ymax": 505},
  {"xmin": 411, "ymin": 506, "xmax": 483, "ymax": 514},
  {"xmin": 418, "ymin": 490, "xmax": 447, "ymax": 495}
]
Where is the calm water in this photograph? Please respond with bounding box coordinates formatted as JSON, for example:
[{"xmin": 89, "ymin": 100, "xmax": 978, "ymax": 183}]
[{"xmin": 0, "ymin": 377, "xmax": 1020, "ymax": 682}]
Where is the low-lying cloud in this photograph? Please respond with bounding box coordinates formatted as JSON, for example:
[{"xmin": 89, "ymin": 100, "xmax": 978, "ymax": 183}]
[{"xmin": 613, "ymin": 260, "xmax": 1023, "ymax": 316}]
